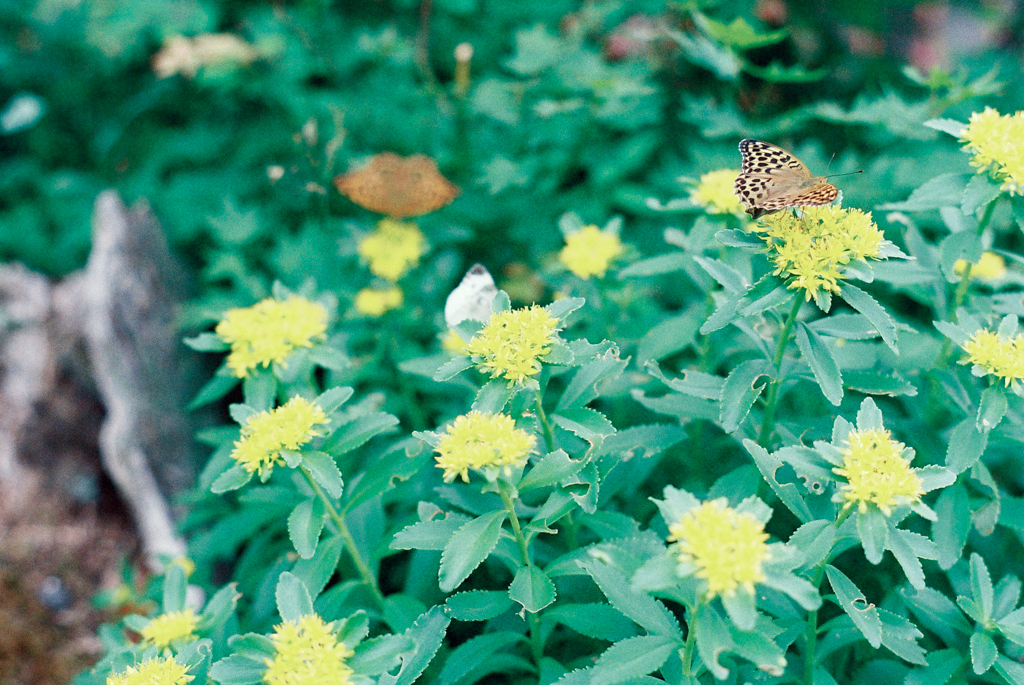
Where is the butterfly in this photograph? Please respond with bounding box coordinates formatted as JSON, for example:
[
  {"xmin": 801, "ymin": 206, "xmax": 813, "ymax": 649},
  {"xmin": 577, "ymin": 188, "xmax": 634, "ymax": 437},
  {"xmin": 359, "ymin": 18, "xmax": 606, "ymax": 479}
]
[
  {"xmin": 334, "ymin": 152, "xmax": 460, "ymax": 218},
  {"xmin": 444, "ymin": 264, "xmax": 498, "ymax": 328},
  {"xmin": 733, "ymin": 139, "xmax": 840, "ymax": 219}
]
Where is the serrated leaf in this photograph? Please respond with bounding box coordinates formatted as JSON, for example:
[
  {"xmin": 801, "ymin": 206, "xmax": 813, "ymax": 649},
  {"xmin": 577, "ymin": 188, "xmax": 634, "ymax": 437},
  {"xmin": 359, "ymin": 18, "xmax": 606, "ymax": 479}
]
[
  {"xmin": 275, "ymin": 572, "xmax": 313, "ymax": 621},
  {"xmin": 719, "ymin": 360, "xmax": 771, "ymax": 433},
  {"xmin": 184, "ymin": 331, "xmax": 230, "ymax": 352},
  {"xmin": 547, "ymin": 603, "xmax": 639, "ymax": 642},
  {"xmin": 390, "ymin": 514, "xmax": 470, "ymax": 551},
  {"xmin": 211, "ymin": 464, "xmax": 253, "ymax": 494},
  {"xmin": 378, "ymin": 607, "xmax": 451, "ymax": 685},
  {"xmin": 435, "ymin": 632, "xmax": 529, "ymax": 685},
  {"xmin": 826, "ymin": 565, "xmax": 882, "ymax": 648},
  {"xmin": 291, "ymin": 534, "xmax": 343, "ymax": 599},
  {"xmin": 439, "ymin": 511, "xmax": 507, "ymax": 593},
  {"xmin": 445, "ymin": 591, "xmax": 515, "ymax": 621},
  {"xmin": 321, "ymin": 412, "xmax": 399, "ymax": 456},
  {"xmin": 578, "ymin": 558, "xmax": 682, "ymax": 639},
  {"xmin": 509, "ymin": 565, "xmax": 556, "ymax": 613},
  {"xmin": 302, "ymin": 451, "xmax": 344, "ymax": 499},
  {"xmin": 971, "ymin": 553, "xmax": 994, "ymax": 621},
  {"xmin": 924, "ymin": 118, "xmax": 967, "ymax": 137},
  {"xmin": 163, "ymin": 563, "xmax": 187, "ymax": 613},
  {"xmin": 857, "ymin": 506, "xmax": 889, "ymax": 565},
  {"xmin": 434, "ymin": 356, "xmax": 475, "ymax": 382},
  {"xmin": 472, "ymin": 379, "xmax": 513, "ymax": 414},
  {"xmin": 841, "ymin": 284, "xmax": 898, "ymax": 353},
  {"xmin": 552, "ymin": 406, "xmax": 615, "ymax": 443},
  {"xmin": 588, "ymin": 635, "xmax": 677, "ymax": 685},
  {"xmin": 946, "ymin": 418, "xmax": 988, "ymax": 473},
  {"xmin": 970, "ymin": 631, "xmax": 998, "ymax": 674},
  {"xmin": 188, "ymin": 371, "xmax": 240, "ymax": 410},
  {"xmin": 288, "ymin": 498, "xmax": 325, "ymax": 559},
  {"xmin": 878, "ymin": 173, "xmax": 970, "ymax": 211},
  {"xmin": 879, "ymin": 608, "xmax": 927, "ymax": 665},
  {"xmin": 978, "ymin": 386, "xmax": 1007, "ymax": 432},
  {"xmin": 744, "ymin": 440, "xmax": 812, "ymax": 523},
  {"xmin": 518, "ymin": 450, "xmax": 585, "ymax": 491},
  {"xmin": 207, "ymin": 654, "xmax": 266, "ymax": 684},
  {"xmin": 962, "ymin": 174, "xmax": 1003, "ymax": 218},
  {"xmin": 557, "ymin": 355, "xmax": 627, "ymax": 411},
  {"xmin": 934, "ymin": 483, "xmax": 970, "ymax": 569},
  {"xmin": 796, "ymin": 322, "xmax": 843, "ymax": 406}
]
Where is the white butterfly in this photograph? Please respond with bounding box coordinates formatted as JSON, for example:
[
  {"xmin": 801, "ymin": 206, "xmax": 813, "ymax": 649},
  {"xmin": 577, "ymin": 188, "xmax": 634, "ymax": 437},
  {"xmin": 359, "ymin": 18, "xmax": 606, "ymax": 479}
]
[{"xmin": 444, "ymin": 264, "xmax": 498, "ymax": 328}]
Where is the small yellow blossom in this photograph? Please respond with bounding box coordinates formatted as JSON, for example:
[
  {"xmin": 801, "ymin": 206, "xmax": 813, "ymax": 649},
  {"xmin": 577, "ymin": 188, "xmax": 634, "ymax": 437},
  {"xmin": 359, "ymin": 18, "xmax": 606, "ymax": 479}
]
[
  {"xmin": 962, "ymin": 328, "xmax": 1024, "ymax": 386},
  {"xmin": 961, "ymin": 107, "xmax": 1024, "ymax": 195},
  {"xmin": 667, "ymin": 499, "xmax": 770, "ymax": 598},
  {"xmin": 756, "ymin": 206, "xmax": 885, "ymax": 300},
  {"xmin": 441, "ymin": 329, "xmax": 468, "ymax": 352},
  {"xmin": 264, "ymin": 614, "xmax": 354, "ymax": 685},
  {"xmin": 357, "ymin": 218, "xmax": 426, "ymax": 281},
  {"xmin": 140, "ymin": 609, "xmax": 198, "ymax": 649},
  {"xmin": 354, "ymin": 286, "xmax": 403, "ymax": 317},
  {"xmin": 153, "ymin": 33, "xmax": 257, "ymax": 79},
  {"xmin": 107, "ymin": 656, "xmax": 193, "ymax": 685},
  {"xmin": 559, "ymin": 224, "xmax": 624, "ymax": 279},
  {"xmin": 833, "ymin": 428, "xmax": 923, "ymax": 515},
  {"xmin": 231, "ymin": 397, "xmax": 329, "ymax": 477},
  {"xmin": 954, "ymin": 251, "xmax": 1007, "ymax": 282},
  {"xmin": 694, "ymin": 169, "xmax": 746, "ymax": 216},
  {"xmin": 215, "ymin": 296, "xmax": 328, "ymax": 378},
  {"xmin": 434, "ymin": 411, "xmax": 536, "ymax": 483},
  {"xmin": 464, "ymin": 306, "xmax": 560, "ymax": 384}
]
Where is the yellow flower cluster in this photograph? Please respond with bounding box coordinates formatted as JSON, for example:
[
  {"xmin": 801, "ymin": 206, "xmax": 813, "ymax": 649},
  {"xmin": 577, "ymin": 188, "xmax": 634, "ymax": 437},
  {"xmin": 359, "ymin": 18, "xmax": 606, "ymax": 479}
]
[
  {"xmin": 558, "ymin": 224, "xmax": 624, "ymax": 279},
  {"xmin": 693, "ymin": 169, "xmax": 746, "ymax": 216},
  {"xmin": 140, "ymin": 609, "xmax": 198, "ymax": 649},
  {"xmin": 465, "ymin": 306, "xmax": 560, "ymax": 384},
  {"xmin": 357, "ymin": 218, "xmax": 427, "ymax": 281},
  {"xmin": 667, "ymin": 499, "xmax": 770, "ymax": 598},
  {"xmin": 962, "ymin": 328, "xmax": 1024, "ymax": 386},
  {"xmin": 153, "ymin": 33, "xmax": 258, "ymax": 79},
  {"xmin": 833, "ymin": 428, "xmax": 923, "ymax": 515},
  {"xmin": 264, "ymin": 615, "xmax": 354, "ymax": 685},
  {"xmin": 230, "ymin": 397, "xmax": 329, "ymax": 476},
  {"xmin": 954, "ymin": 251, "xmax": 1007, "ymax": 282},
  {"xmin": 354, "ymin": 286, "xmax": 404, "ymax": 317},
  {"xmin": 960, "ymin": 107, "xmax": 1024, "ymax": 195},
  {"xmin": 107, "ymin": 657, "xmax": 193, "ymax": 685},
  {"xmin": 433, "ymin": 411, "xmax": 536, "ymax": 483},
  {"xmin": 756, "ymin": 206, "xmax": 885, "ymax": 300},
  {"xmin": 215, "ymin": 296, "xmax": 328, "ymax": 378}
]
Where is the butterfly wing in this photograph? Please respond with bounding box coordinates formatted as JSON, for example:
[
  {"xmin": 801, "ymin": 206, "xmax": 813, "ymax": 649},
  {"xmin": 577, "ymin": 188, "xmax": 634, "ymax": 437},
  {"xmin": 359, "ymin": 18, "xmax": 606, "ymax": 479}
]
[
  {"xmin": 738, "ymin": 139, "xmax": 811, "ymax": 177},
  {"xmin": 335, "ymin": 153, "xmax": 460, "ymax": 218},
  {"xmin": 444, "ymin": 264, "xmax": 498, "ymax": 327},
  {"xmin": 754, "ymin": 182, "xmax": 838, "ymax": 217}
]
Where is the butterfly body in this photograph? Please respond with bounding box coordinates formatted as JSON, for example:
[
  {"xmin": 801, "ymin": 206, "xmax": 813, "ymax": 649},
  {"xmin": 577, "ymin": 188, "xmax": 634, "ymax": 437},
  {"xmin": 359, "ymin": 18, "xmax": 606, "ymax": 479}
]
[
  {"xmin": 444, "ymin": 264, "xmax": 498, "ymax": 327},
  {"xmin": 734, "ymin": 139, "xmax": 838, "ymax": 219}
]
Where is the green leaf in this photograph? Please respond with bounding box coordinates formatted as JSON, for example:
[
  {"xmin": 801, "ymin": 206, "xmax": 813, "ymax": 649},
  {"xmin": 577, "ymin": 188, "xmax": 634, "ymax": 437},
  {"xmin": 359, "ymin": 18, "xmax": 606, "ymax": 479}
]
[
  {"xmin": 826, "ymin": 565, "xmax": 882, "ymax": 648},
  {"xmin": 378, "ymin": 607, "xmax": 451, "ymax": 685},
  {"xmin": 796, "ymin": 322, "xmax": 843, "ymax": 406},
  {"xmin": 207, "ymin": 654, "xmax": 265, "ymax": 684},
  {"xmin": 198, "ymin": 584, "xmax": 240, "ymax": 632},
  {"xmin": 978, "ymin": 386, "xmax": 1007, "ymax": 432},
  {"xmin": 391, "ymin": 514, "xmax": 471, "ymax": 551},
  {"xmin": 719, "ymin": 360, "xmax": 771, "ymax": 433},
  {"xmin": 878, "ymin": 173, "xmax": 970, "ymax": 211},
  {"xmin": 924, "ymin": 118, "xmax": 967, "ymax": 137},
  {"xmin": 320, "ymin": 412, "xmax": 399, "ymax": 456},
  {"xmin": 472, "ymin": 379, "xmax": 513, "ymax": 414},
  {"xmin": 594, "ymin": 424, "xmax": 687, "ymax": 459},
  {"xmin": 618, "ymin": 253, "xmax": 690, "ymax": 278},
  {"xmin": 509, "ymin": 565, "xmax": 556, "ymax": 613},
  {"xmin": 934, "ymin": 483, "xmax": 970, "ymax": 569},
  {"xmin": 288, "ymin": 498, "xmax": 325, "ymax": 559},
  {"xmin": 552, "ymin": 406, "xmax": 615, "ymax": 443},
  {"xmin": 314, "ymin": 387, "xmax": 353, "ymax": 415},
  {"xmin": 668, "ymin": 29, "xmax": 742, "ymax": 79},
  {"xmin": 843, "ymin": 371, "xmax": 917, "ymax": 397},
  {"xmin": 722, "ymin": 589, "xmax": 757, "ymax": 631},
  {"xmin": 436, "ymin": 632, "xmax": 530, "ymax": 685},
  {"xmin": 439, "ymin": 511, "xmax": 507, "ymax": 593},
  {"xmin": 946, "ymin": 418, "xmax": 988, "ymax": 474},
  {"xmin": 578, "ymin": 558, "xmax": 682, "ymax": 639},
  {"xmin": 857, "ymin": 506, "xmax": 889, "ymax": 565},
  {"xmin": 547, "ymin": 603, "xmax": 639, "ymax": 642},
  {"xmin": 962, "ymin": 174, "xmax": 1003, "ymax": 218},
  {"xmin": 349, "ymin": 634, "xmax": 413, "ymax": 677},
  {"xmin": 841, "ymin": 284, "xmax": 898, "ymax": 353},
  {"xmin": 184, "ymin": 331, "xmax": 229, "ymax": 352},
  {"xmin": 636, "ymin": 311, "xmax": 702, "ymax": 362},
  {"xmin": 970, "ymin": 631, "xmax": 998, "ymax": 674},
  {"xmin": 434, "ymin": 356, "xmax": 474, "ymax": 382},
  {"xmin": 504, "ymin": 25, "xmax": 561, "ymax": 76},
  {"xmin": 291, "ymin": 534, "xmax": 343, "ymax": 600},
  {"xmin": 308, "ymin": 345, "xmax": 349, "ymax": 371},
  {"xmin": 589, "ymin": 635, "xmax": 678, "ymax": 685},
  {"xmin": 744, "ymin": 440, "xmax": 812, "ymax": 524},
  {"xmin": 557, "ymin": 356, "xmax": 628, "ymax": 411},
  {"xmin": 163, "ymin": 563, "xmax": 187, "ymax": 613},
  {"xmin": 275, "ymin": 572, "xmax": 313, "ymax": 621},
  {"xmin": 692, "ymin": 12, "xmax": 788, "ymax": 49},
  {"xmin": 211, "ymin": 464, "xmax": 252, "ymax": 494},
  {"xmin": 888, "ymin": 529, "xmax": 926, "ymax": 590},
  {"xmin": 879, "ymin": 608, "xmax": 928, "ymax": 665},
  {"xmin": 904, "ymin": 649, "xmax": 964, "ymax": 685},
  {"xmin": 301, "ymin": 451, "xmax": 343, "ymax": 499},
  {"xmin": 188, "ymin": 371, "xmax": 240, "ymax": 410},
  {"xmin": 344, "ymin": 441, "xmax": 433, "ymax": 513},
  {"xmin": 695, "ymin": 605, "xmax": 734, "ymax": 680},
  {"xmin": 242, "ymin": 372, "xmax": 276, "ymax": 412},
  {"xmin": 445, "ymin": 591, "xmax": 515, "ymax": 621},
  {"xmin": 971, "ymin": 553, "xmax": 995, "ymax": 621},
  {"xmin": 519, "ymin": 450, "xmax": 585, "ymax": 492}
]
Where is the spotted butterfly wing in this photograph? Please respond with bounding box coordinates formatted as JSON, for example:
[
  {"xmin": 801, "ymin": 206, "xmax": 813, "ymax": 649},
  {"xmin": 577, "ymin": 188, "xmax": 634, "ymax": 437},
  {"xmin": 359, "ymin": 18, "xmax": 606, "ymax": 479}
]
[{"xmin": 734, "ymin": 139, "xmax": 838, "ymax": 219}]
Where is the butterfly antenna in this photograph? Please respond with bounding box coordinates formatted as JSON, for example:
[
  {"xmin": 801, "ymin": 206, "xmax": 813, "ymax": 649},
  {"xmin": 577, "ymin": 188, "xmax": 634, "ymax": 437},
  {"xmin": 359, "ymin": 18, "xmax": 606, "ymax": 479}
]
[{"xmin": 825, "ymin": 170, "xmax": 865, "ymax": 179}]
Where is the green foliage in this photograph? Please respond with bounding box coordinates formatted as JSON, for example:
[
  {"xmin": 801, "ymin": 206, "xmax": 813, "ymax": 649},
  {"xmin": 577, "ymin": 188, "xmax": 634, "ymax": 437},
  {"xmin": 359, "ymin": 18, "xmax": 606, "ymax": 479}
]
[{"xmin": 8, "ymin": 0, "xmax": 1020, "ymax": 683}]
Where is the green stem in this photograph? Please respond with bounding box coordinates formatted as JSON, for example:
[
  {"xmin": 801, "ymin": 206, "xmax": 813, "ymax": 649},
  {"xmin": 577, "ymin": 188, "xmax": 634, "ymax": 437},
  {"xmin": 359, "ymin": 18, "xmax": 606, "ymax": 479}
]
[
  {"xmin": 498, "ymin": 487, "xmax": 545, "ymax": 667},
  {"xmin": 534, "ymin": 388, "xmax": 556, "ymax": 453},
  {"xmin": 299, "ymin": 467, "xmax": 385, "ymax": 607},
  {"xmin": 758, "ymin": 294, "xmax": 804, "ymax": 447},
  {"xmin": 681, "ymin": 601, "xmax": 702, "ymax": 676}
]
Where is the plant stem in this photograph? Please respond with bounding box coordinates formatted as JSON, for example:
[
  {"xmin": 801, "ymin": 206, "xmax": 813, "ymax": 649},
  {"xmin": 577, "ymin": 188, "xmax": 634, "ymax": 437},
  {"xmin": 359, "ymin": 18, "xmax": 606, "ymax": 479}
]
[
  {"xmin": 758, "ymin": 293, "xmax": 803, "ymax": 447},
  {"xmin": 681, "ymin": 601, "xmax": 702, "ymax": 676},
  {"xmin": 534, "ymin": 387, "xmax": 556, "ymax": 453},
  {"xmin": 299, "ymin": 466, "xmax": 385, "ymax": 607},
  {"xmin": 498, "ymin": 487, "xmax": 545, "ymax": 666}
]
